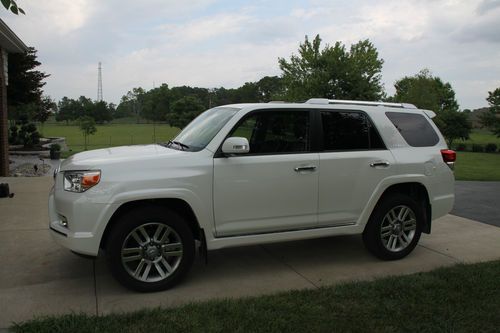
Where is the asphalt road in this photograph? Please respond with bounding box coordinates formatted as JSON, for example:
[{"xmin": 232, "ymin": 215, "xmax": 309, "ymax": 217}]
[{"xmin": 451, "ymin": 181, "xmax": 500, "ymax": 227}]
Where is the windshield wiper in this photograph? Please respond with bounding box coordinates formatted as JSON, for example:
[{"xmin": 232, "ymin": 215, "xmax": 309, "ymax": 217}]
[{"xmin": 164, "ymin": 140, "xmax": 190, "ymax": 151}]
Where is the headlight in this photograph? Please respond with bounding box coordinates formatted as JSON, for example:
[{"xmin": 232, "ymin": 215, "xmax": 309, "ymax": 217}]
[{"xmin": 63, "ymin": 170, "xmax": 101, "ymax": 193}]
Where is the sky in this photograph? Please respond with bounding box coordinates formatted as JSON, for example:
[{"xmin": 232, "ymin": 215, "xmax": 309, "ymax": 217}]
[{"xmin": 2, "ymin": 0, "xmax": 500, "ymax": 110}]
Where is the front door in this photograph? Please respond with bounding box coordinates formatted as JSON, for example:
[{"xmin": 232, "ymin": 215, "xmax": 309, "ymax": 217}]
[{"xmin": 213, "ymin": 110, "xmax": 319, "ymax": 237}]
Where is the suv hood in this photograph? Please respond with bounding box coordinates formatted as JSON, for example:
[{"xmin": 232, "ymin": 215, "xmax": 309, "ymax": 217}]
[{"xmin": 60, "ymin": 144, "xmax": 181, "ymax": 170}]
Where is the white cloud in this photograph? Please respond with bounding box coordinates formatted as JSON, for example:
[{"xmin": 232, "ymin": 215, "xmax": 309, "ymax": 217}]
[{"xmin": 1, "ymin": 0, "xmax": 499, "ymax": 109}]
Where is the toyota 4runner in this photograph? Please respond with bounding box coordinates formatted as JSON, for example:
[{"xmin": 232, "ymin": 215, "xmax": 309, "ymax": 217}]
[{"xmin": 49, "ymin": 98, "xmax": 455, "ymax": 292}]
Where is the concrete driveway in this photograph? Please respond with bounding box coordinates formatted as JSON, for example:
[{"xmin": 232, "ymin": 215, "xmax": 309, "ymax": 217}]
[{"xmin": 1, "ymin": 177, "xmax": 500, "ymax": 329}]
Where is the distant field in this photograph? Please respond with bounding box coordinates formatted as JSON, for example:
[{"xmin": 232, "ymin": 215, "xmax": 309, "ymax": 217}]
[
  {"xmin": 40, "ymin": 123, "xmax": 180, "ymax": 154},
  {"xmin": 38, "ymin": 123, "xmax": 500, "ymax": 181},
  {"xmin": 461, "ymin": 129, "xmax": 500, "ymax": 146},
  {"xmin": 455, "ymin": 152, "xmax": 500, "ymax": 181}
]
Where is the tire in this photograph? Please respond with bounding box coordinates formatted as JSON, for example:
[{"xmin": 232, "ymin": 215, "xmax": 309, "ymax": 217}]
[
  {"xmin": 362, "ymin": 193, "xmax": 423, "ymax": 260},
  {"xmin": 106, "ymin": 205, "xmax": 195, "ymax": 292}
]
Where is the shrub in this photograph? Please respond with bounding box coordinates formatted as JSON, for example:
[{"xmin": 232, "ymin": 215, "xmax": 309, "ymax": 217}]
[
  {"xmin": 456, "ymin": 143, "xmax": 466, "ymax": 151},
  {"xmin": 485, "ymin": 143, "xmax": 497, "ymax": 153},
  {"xmin": 8, "ymin": 122, "xmax": 40, "ymax": 147},
  {"xmin": 20, "ymin": 123, "xmax": 40, "ymax": 147},
  {"xmin": 8, "ymin": 125, "xmax": 19, "ymax": 144},
  {"xmin": 472, "ymin": 144, "xmax": 484, "ymax": 152},
  {"xmin": 49, "ymin": 143, "xmax": 61, "ymax": 152}
]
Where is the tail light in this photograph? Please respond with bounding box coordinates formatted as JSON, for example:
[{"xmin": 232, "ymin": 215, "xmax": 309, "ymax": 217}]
[{"xmin": 441, "ymin": 149, "xmax": 456, "ymax": 169}]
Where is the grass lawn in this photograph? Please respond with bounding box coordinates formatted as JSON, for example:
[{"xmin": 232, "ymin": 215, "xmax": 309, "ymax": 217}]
[
  {"xmin": 39, "ymin": 123, "xmax": 180, "ymax": 155},
  {"xmin": 37, "ymin": 123, "xmax": 499, "ymax": 180},
  {"xmin": 463, "ymin": 128, "xmax": 500, "ymax": 146},
  {"xmin": 455, "ymin": 151, "xmax": 500, "ymax": 181},
  {"xmin": 11, "ymin": 260, "xmax": 500, "ymax": 333}
]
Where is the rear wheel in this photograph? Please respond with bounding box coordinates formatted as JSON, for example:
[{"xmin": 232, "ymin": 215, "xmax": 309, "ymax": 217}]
[
  {"xmin": 106, "ymin": 205, "xmax": 195, "ymax": 292},
  {"xmin": 363, "ymin": 193, "xmax": 423, "ymax": 260}
]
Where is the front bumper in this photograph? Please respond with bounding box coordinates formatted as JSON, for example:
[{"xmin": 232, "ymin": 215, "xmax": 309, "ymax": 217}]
[{"xmin": 48, "ymin": 187, "xmax": 113, "ymax": 256}]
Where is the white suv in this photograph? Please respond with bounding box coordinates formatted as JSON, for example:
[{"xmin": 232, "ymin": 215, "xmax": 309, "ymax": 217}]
[{"xmin": 49, "ymin": 99, "xmax": 455, "ymax": 292}]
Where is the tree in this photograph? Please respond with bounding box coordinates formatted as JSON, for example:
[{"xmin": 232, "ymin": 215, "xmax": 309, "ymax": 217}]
[
  {"xmin": 278, "ymin": 35, "xmax": 384, "ymax": 101},
  {"xmin": 169, "ymin": 96, "xmax": 205, "ymax": 129},
  {"xmin": 142, "ymin": 84, "xmax": 170, "ymax": 123},
  {"xmin": 391, "ymin": 69, "xmax": 471, "ymax": 145},
  {"xmin": 8, "ymin": 47, "xmax": 49, "ymax": 109},
  {"xmin": 437, "ymin": 110, "xmax": 472, "ymax": 147},
  {"xmin": 1, "ymin": 0, "xmax": 24, "ymax": 14},
  {"xmin": 116, "ymin": 87, "xmax": 146, "ymax": 122},
  {"xmin": 56, "ymin": 97, "xmax": 75, "ymax": 124},
  {"xmin": 78, "ymin": 116, "xmax": 97, "ymax": 150},
  {"xmin": 56, "ymin": 96, "xmax": 113, "ymax": 124},
  {"xmin": 479, "ymin": 87, "xmax": 500, "ymax": 137},
  {"xmin": 391, "ymin": 69, "xmax": 459, "ymax": 113},
  {"xmin": 256, "ymin": 76, "xmax": 283, "ymax": 102},
  {"xmin": 35, "ymin": 96, "xmax": 56, "ymax": 135},
  {"xmin": 90, "ymin": 101, "xmax": 113, "ymax": 124}
]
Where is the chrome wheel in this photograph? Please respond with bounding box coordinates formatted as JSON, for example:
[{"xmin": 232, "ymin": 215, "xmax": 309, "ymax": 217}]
[
  {"xmin": 121, "ymin": 223, "xmax": 183, "ymax": 283},
  {"xmin": 380, "ymin": 205, "xmax": 417, "ymax": 252}
]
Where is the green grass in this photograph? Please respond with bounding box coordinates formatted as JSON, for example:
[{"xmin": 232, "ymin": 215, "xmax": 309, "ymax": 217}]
[
  {"xmin": 39, "ymin": 123, "xmax": 180, "ymax": 154},
  {"xmin": 464, "ymin": 128, "xmax": 500, "ymax": 146},
  {"xmin": 11, "ymin": 260, "xmax": 500, "ymax": 333},
  {"xmin": 455, "ymin": 151, "xmax": 500, "ymax": 181},
  {"xmin": 37, "ymin": 123, "xmax": 500, "ymax": 180}
]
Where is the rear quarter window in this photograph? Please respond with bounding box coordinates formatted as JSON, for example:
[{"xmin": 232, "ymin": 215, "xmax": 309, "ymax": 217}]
[{"xmin": 385, "ymin": 112, "xmax": 439, "ymax": 147}]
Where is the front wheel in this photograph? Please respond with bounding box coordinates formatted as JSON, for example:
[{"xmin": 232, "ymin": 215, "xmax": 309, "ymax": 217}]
[
  {"xmin": 363, "ymin": 194, "xmax": 423, "ymax": 260},
  {"xmin": 106, "ymin": 206, "xmax": 195, "ymax": 292}
]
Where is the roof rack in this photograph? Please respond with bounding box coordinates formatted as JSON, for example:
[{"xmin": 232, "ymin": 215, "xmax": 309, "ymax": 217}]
[{"xmin": 305, "ymin": 98, "xmax": 417, "ymax": 109}]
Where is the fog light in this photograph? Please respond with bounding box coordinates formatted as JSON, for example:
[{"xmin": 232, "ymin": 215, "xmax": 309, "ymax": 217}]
[{"xmin": 59, "ymin": 215, "xmax": 68, "ymax": 228}]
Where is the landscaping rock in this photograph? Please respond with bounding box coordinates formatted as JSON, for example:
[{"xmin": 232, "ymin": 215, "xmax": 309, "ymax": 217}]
[{"xmin": 10, "ymin": 163, "xmax": 52, "ymax": 177}]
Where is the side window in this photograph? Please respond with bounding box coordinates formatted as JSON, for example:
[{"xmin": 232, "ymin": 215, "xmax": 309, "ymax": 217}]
[
  {"xmin": 386, "ymin": 112, "xmax": 439, "ymax": 147},
  {"xmin": 230, "ymin": 111, "xmax": 310, "ymax": 154},
  {"xmin": 321, "ymin": 111, "xmax": 385, "ymax": 151}
]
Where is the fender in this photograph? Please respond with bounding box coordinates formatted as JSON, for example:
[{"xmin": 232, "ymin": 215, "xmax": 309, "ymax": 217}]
[
  {"xmin": 92, "ymin": 188, "xmax": 213, "ymax": 251},
  {"xmin": 355, "ymin": 174, "xmax": 430, "ymax": 229}
]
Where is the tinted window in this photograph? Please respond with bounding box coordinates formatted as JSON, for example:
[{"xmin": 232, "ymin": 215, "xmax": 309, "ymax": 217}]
[
  {"xmin": 321, "ymin": 111, "xmax": 385, "ymax": 150},
  {"xmin": 230, "ymin": 111, "xmax": 310, "ymax": 154},
  {"xmin": 386, "ymin": 112, "xmax": 439, "ymax": 147}
]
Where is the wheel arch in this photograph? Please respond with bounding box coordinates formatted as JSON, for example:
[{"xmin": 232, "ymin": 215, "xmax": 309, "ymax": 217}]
[
  {"xmin": 100, "ymin": 198, "xmax": 203, "ymax": 251},
  {"xmin": 371, "ymin": 182, "xmax": 432, "ymax": 234}
]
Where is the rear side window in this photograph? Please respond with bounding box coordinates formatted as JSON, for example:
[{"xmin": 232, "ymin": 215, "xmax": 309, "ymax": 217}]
[
  {"xmin": 386, "ymin": 112, "xmax": 439, "ymax": 147},
  {"xmin": 321, "ymin": 111, "xmax": 385, "ymax": 151}
]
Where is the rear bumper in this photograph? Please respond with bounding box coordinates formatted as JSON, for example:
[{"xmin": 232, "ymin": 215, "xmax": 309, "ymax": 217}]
[{"xmin": 431, "ymin": 193, "xmax": 454, "ymax": 220}]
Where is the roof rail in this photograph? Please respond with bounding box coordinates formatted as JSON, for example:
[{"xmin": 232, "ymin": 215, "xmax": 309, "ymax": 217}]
[{"xmin": 305, "ymin": 98, "xmax": 417, "ymax": 109}]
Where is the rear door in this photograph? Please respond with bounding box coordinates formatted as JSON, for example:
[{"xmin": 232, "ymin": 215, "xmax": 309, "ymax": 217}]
[
  {"xmin": 317, "ymin": 110, "xmax": 395, "ymax": 226},
  {"xmin": 213, "ymin": 109, "xmax": 319, "ymax": 236}
]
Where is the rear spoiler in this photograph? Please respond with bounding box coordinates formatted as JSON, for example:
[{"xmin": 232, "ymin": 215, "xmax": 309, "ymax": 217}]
[{"xmin": 422, "ymin": 109, "xmax": 436, "ymax": 118}]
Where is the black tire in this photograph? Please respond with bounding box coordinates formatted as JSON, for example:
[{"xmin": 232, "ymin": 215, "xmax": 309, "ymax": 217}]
[
  {"xmin": 106, "ymin": 205, "xmax": 195, "ymax": 292},
  {"xmin": 363, "ymin": 193, "xmax": 423, "ymax": 260}
]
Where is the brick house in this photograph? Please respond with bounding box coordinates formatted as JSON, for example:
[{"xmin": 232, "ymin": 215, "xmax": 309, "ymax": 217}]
[{"xmin": 0, "ymin": 19, "xmax": 27, "ymax": 176}]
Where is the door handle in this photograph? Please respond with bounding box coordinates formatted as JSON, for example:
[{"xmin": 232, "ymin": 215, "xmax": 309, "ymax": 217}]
[
  {"xmin": 370, "ymin": 161, "xmax": 390, "ymax": 168},
  {"xmin": 294, "ymin": 165, "xmax": 317, "ymax": 172}
]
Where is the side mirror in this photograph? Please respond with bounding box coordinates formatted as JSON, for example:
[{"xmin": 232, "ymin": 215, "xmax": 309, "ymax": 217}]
[{"xmin": 222, "ymin": 137, "xmax": 250, "ymax": 154}]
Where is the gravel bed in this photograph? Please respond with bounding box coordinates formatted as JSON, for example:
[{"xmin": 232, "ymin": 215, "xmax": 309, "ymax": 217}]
[{"xmin": 10, "ymin": 163, "xmax": 53, "ymax": 177}]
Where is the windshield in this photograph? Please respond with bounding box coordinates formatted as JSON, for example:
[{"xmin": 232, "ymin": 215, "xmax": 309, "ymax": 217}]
[{"xmin": 171, "ymin": 107, "xmax": 240, "ymax": 151}]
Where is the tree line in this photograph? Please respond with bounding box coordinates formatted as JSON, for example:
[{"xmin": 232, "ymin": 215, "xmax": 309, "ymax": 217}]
[{"xmin": 7, "ymin": 35, "xmax": 500, "ymax": 147}]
